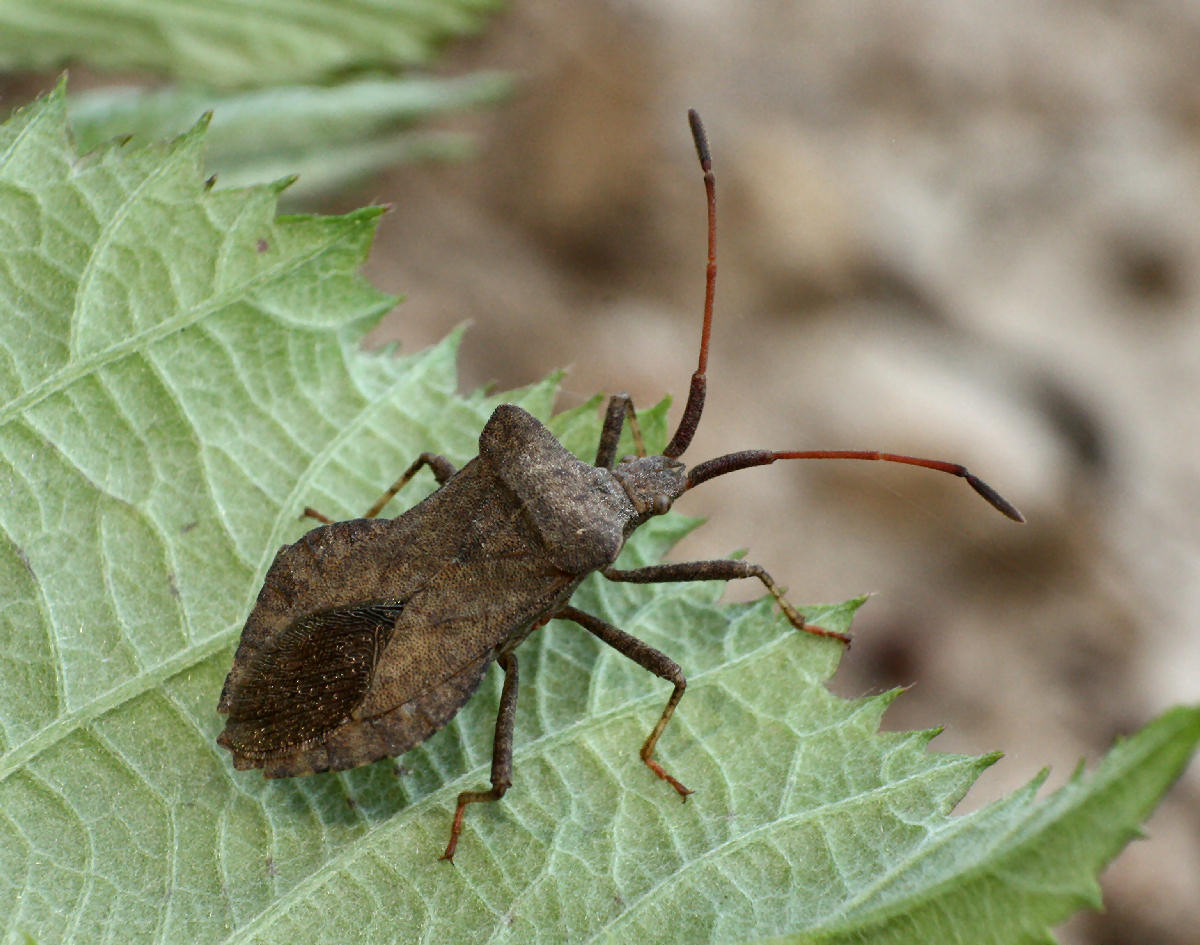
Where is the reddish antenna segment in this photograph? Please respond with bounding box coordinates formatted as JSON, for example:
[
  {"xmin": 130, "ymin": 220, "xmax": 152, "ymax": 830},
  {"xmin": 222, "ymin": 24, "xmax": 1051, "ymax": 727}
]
[
  {"xmin": 663, "ymin": 109, "xmax": 716, "ymax": 460},
  {"xmin": 686, "ymin": 449, "xmax": 1024, "ymax": 522},
  {"xmin": 667, "ymin": 110, "xmax": 1023, "ymax": 522}
]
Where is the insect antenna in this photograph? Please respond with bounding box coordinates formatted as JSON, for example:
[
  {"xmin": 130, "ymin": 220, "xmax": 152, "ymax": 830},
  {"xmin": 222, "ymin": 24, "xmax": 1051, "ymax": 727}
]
[
  {"xmin": 663, "ymin": 109, "xmax": 717, "ymax": 461},
  {"xmin": 663, "ymin": 111, "xmax": 1023, "ymax": 524},
  {"xmin": 685, "ymin": 449, "xmax": 1025, "ymax": 522}
]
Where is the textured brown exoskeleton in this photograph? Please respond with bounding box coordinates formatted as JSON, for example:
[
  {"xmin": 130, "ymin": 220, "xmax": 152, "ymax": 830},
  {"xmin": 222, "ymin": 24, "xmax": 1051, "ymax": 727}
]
[{"xmin": 216, "ymin": 111, "xmax": 1023, "ymax": 861}]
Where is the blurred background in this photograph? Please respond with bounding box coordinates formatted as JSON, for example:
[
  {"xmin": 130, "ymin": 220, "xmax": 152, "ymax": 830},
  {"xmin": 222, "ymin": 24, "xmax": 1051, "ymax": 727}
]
[{"xmin": 4, "ymin": 1, "xmax": 1197, "ymax": 940}]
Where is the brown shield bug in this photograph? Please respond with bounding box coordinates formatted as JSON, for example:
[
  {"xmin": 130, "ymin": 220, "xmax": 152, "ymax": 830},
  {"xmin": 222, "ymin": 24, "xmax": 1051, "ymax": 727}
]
[{"xmin": 216, "ymin": 110, "xmax": 1023, "ymax": 861}]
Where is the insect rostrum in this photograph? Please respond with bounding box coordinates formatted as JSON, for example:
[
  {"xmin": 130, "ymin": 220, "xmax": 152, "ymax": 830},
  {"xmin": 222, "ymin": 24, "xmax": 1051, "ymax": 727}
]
[{"xmin": 216, "ymin": 110, "xmax": 1023, "ymax": 861}]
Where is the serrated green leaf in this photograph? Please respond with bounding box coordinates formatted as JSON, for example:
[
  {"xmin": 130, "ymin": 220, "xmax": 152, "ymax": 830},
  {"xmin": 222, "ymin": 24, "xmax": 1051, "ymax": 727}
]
[
  {"xmin": 67, "ymin": 74, "xmax": 514, "ymax": 201},
  {"xmin": 2, "ymin": 83, "xmax": 1198, "ymax": 945},
  {"xmin": 0, "ymin": 0, "xmax": 503, "ymax": 87}
]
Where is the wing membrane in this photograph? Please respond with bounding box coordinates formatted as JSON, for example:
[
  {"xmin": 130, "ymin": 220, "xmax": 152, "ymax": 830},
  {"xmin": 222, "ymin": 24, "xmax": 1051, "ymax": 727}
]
[{"xmin": 218, "ymin": 601, "xmax": 403, "ymax": 757}]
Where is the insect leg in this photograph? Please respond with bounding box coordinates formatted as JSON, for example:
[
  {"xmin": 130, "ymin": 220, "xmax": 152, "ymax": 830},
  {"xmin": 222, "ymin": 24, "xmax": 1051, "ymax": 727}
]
[
  {"xmin": 441, "ymin": 651, "xmax": 518, "ymax": 862},
  {"xmin": 302, "ymin": 452, "xmax": 458, "ymax": 523},
  {"xmin": 594, "ymin": 394, "xmax": 647, "ymax": 468},
  {"xmin": 363, "ymin": 452, "xmax": 458, "ymax": 518},
  {"xmin": 555, "ymin": 605, "xmax": 692, "ymax": 799},
  {"xmin": 603, "ymin": 561, "xmax": 851, "ymax": 644}
]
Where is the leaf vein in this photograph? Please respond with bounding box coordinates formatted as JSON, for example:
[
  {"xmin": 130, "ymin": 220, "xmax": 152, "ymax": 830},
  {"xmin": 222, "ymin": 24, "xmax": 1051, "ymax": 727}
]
[
  {"xmin": 68, "ymin": 137, "xmax": 191, "ymax": 359},
  {"xmin": 0, "ymin": 220, "xmax": 374, "ymax": 429}
]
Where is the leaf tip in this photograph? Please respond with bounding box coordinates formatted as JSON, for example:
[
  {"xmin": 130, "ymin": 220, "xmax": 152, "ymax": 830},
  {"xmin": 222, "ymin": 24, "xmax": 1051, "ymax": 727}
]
[{"xmin": 272, "ymin": 174, "xmax": 301, "ymax": 195}]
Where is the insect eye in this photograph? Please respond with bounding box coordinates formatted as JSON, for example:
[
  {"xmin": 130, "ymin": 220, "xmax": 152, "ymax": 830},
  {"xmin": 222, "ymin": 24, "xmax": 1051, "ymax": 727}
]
[
  {"xmin": 619, "ymin": 454, "xmax": 637, "ymax": 465},
  {"xmin": 652, "ymin": 495, "xmax": 671, "ymax": 515}
]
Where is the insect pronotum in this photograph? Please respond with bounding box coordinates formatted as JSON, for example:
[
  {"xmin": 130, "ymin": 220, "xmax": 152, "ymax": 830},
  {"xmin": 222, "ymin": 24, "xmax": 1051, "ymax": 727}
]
[{"xmin": 217, "ymin": 110, "xmax": 1023, "ymax": 861}]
